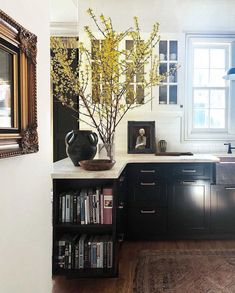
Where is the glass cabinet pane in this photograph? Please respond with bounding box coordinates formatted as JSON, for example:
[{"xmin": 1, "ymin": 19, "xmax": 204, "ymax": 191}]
[
  {"xmin": 169, "ymin": 85, "xmax": 177, "ymax": 104},
  {"xmin": 159, "ymin": 41, "xmax": 167, "ymax": 61},
  {"xmin": 159, "ymin": 85, "xmax": 167, "ymax": 104},
  {"xmin": 169, "ymin": 41, "xmax": 178, "ymax": 61}
]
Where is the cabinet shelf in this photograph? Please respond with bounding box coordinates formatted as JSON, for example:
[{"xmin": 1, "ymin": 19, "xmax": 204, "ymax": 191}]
[
  {"xmin": 53, "ymin": 268, "xmax": 117, "ymax": 278},
  {"xmin": 54, "ymin": 224, "xmax": 113, "ymax": 233}
]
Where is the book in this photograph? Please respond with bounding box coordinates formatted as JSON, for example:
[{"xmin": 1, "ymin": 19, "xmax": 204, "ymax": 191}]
[
  {"xmin": 73, "ymin": 192, "xmax": 78, "ymax": 223},
  {"xmin": 100, "ymin": 192, "xmax": 104, "ymax": 224},
  {"xmin": 80, "ymin": 189, "xmax": 86, "ymax": 225},
  {"xmin": 62, "ymin": 194, "xmax": 66, "ymax": 223},
  {"xmin": 103, "ymin": 187, "xmax": 113, "ymax": 224},
  {"xmin": 78, "ymin": 234, "xmax": 87, "ymax": 268},
  {"xmin": 65, "ymin": 193, "xmax": 71, "ymax": 223},
  {"xmin": 107, "ymin": 236, "xmax": 113, "ymax": 268},
  {"xmin": 95, "ymin": 188, "xmax": 101, "ymax": 224}
]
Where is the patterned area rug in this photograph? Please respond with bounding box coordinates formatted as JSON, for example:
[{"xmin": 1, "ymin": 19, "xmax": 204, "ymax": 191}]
[{"xmin": 133, "ymin": 250, "xmax": 235, "ymax": 293}]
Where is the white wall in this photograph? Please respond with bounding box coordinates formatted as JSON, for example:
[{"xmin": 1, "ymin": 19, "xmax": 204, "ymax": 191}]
[
  {"xmin": 0, "ymin": 2, "xmax": 52, "ymax": 293},
  {"xmin": 76, "ymin": 0, "xmax": 235, "ymax": 153}
]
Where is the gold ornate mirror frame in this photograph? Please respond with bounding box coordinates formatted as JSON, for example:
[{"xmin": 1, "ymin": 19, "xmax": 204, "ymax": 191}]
[{"xmin": 0, "ymin": 10, "xmax": 38, "ymax": 158}]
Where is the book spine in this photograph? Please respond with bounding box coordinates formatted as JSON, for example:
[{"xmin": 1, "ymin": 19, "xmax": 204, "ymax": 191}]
[
  {"xmin": 80, "ymin": 191, "xmax": 85, "ymax": 225},
  {"xmin": 96, "ymin": 188, "xmax": 100, "ymax": 224},
  {"xmin": 59, "ymin": 194, "xmax": 63, "ymax": 223},
  {"xmin": 100, "ymin": 193, "xmax": 104, "ymax": 224},
  {"xmin": 103, "ymin": 194, "xmax": 113, "ymax": 224},
  {"xmin": 92, "ymin": 194, "xmax": 97, "ymax": 224},
  {"xmin": 107, "ymin": 238, "xmax": 113, "ymax": 268},
  {"xmin": 70, "ymin": 193, "xmax": 74, "ymax": 223},
  {"xmin": 84, "ymin": 236, "xmax": 89, "ymax": 268},
  {"xmin": 89, "ymin": 191, "xmax": 93, "ymax": 224},
  {"xmin": 100, "ymin": 241, "xmax": 103, "ymax": 268},
  {"xmin": 91, "ymin": 240, "xmax": 97, "ymax": 268},
  {"xmin": 62, "ymin": 196, "xmax": 65, "ymax": 223},
  {"xmin": 73, "ymin": 193, "xmax": 77, "ymax": 223},
  {"xmin": 65, "ymin": 194, "xmax": 71, "ymax": 223},
  {"xmin": 103, "ymin": 239, "xmax": 107, "ymax": 268},
  {"xmin": 77, "ymin": 195, "xmax": 80, "ymax": 224},
  {"xmin": 58, "ymin": 240, "xmax": 66, "ymax": 268},
  {"xmin": 74, "ymin": 243, "xmax": 79, "ymax": 269}
]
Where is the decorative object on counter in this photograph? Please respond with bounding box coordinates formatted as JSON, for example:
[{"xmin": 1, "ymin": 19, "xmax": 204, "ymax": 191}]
[
  {"xmin": 65, "ymin": 130, "xmax": 98, "ymax": 166},
  {"xmin": 51, "ymin": 9, "xmax": 176, "ymax": 161},
  {"xmin": 98, "ymin": 143, "xmax": 115, "ymax": 161},
  {"xmin": 0, "ymin": 10, "xmax": 38, "ymax": 159},
  {"xmin": 133, "ymin": 249, "xmax": 235, "ymax": 293},
  {"xmin": 158, "ymin": 139, "xmax": 167, "ymax": 152},
  {"xmin": 128, "ymin": 121, "xmax": 156, "ymax": 154},
  {"xmin": 79, "ymin": 159, "xmax": 116, "ymax": 171},
  {"xmin": 155, "ymin": 151, "xmax": 193, "ymax": 156}
]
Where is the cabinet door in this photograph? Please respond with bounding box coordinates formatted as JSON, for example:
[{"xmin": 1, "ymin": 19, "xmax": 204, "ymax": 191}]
[
  {"xmin": 128, "ymin": 206, "xmax": 167, "ymax": 239},
  {"xmin": 168, "ymin": 180, "xmax": 210, "ymax": 234},
  {"xmin": 211, "ymin": 185, "xmax": 235, "ymax": 233}
]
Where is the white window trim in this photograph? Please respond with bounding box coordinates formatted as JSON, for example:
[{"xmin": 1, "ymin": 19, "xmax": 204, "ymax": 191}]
[{"xmin": 183, "ymin": 33, "xmax": 235, "ymax": 142}]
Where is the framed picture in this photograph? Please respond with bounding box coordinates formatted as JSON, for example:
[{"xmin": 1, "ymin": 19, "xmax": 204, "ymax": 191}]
[
  {"xmin": 128, "ymin": 121, "xmax": 156, "ymax": 154},
  {"xmin": 0, "ymin": 10, "xmax": 38, "ymax": 159}
]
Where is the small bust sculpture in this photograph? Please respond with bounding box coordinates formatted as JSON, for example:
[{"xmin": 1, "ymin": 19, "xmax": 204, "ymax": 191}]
[{"xmin": 135, "ymin": 128, "xmax": 147, "ymax": 149}]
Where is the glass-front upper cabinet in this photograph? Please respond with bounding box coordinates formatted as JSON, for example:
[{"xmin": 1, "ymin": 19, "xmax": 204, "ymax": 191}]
[{"xmin": 159, "ymin": 40, "xmax": 178, "ymax": 105}]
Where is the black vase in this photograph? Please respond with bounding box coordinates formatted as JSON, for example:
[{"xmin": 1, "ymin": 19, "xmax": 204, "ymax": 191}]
[{"xmin": 65, "ymin": 130, "xmax": 98, "ymax": 166}]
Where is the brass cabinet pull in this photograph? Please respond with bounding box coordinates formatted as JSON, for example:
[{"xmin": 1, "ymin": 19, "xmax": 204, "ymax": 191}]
[
  {"xmin": 182, "ymin": 169, "xmax": 196, "ymax": 173},
  {"xmin": 225, "ymin": 187, "xmax": 235, "ymax": 190},
  {"xmin": 140, "ymin": 210, "xmax": 156, "ymax": 214},
  {"xmin": 140, "ymin": 170, "xmax": 156, "ymax": 173},
  {"xmin": 140, "ymin": 182, "xmax": 156, "ymax": 186}
]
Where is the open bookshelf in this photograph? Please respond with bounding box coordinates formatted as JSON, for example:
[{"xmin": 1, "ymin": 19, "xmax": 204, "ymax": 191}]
[{"xmin": 52, "ymin": 178, "xmax": 120, "ymax": 278}]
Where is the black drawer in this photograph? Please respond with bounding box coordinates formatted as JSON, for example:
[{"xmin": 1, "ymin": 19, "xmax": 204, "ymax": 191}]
[
  {"xmin": 128, "ymin": 163, "xmax": 164, "ymax": 181},
  {"xmin": 128, "ymin": 206, "xmax": 167, "ymax": 238},
  {"xmin": 129, "ymin": 182, "xmax": 166, "ymax": 207},
  {"xmin": 169, "ymin": 163, "xmax": 214, "ymax": 180}
]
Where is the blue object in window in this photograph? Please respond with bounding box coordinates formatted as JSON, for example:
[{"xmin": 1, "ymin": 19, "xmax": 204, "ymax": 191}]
[{"xmin": 223, "ymin": 67, "xmax": 235, "ymax": 80}]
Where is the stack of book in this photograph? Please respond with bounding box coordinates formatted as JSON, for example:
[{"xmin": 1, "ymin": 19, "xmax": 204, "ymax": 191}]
[
  {"xmin": 56, "ymin": 234, "xmax": 113, "ymax": 269},
  {"xmin": 58, "ymin": 187, "xmax": 113, "ymax": 225}
]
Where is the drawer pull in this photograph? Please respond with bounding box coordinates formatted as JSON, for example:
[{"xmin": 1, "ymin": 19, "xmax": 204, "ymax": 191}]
[
  {"xmin": 182, "ymin": 180, "xmax": 196, "ymax": 184},
  {"xmin": 140, "ymin": 209, "xmax": 156, "ymax": 214},
  {"xmin": 225, "ymin": 187, "xmax": 235, "ymax": 190},
  {"xmin": 140, "ymin": 170, "xmax": 156, "ymax": 173},
  {"xmin": 182, "ymin": 169, "xmax": 196, "ymax": 173},
  {"xmin": 140, "ymin": 182, "xmax": 156, "ymax": 186}
]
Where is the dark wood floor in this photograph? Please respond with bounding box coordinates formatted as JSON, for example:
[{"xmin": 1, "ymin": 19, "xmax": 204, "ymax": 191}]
[{"xmin": 53, "ymin": 240, "xmax": 235, "ymax": 293}]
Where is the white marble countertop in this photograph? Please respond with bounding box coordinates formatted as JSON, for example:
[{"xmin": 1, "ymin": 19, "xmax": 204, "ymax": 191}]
[{"xmin": 51, "ymin": 153, "xmax": 220, "ymax": 179}]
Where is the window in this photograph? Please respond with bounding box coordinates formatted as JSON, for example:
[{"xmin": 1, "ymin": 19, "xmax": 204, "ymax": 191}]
[{"xmin": 185, "ymin": 34, "xmax": 235, "ymax": 141}]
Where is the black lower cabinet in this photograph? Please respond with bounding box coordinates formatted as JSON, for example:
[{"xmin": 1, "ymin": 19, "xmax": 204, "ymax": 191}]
[
  {"xmin": 211, "ymin": 185, "xmax": 235, "ymax": 234},
  {"xmin": 168, "ymin": 180, "xmax": 210, "ymax": 236},
  {"xmin": 128, "ymin": 206, "xmax": 167, "ymax": 239}
]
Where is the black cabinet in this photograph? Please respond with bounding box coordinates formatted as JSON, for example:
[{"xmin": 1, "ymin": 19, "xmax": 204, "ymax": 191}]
[
  {"xmin": 127, "ymin": 164, "xmax": 167, "ymax": 239},
  {"xmin": 127, "ymin": 162, "xmax": 214, "ymax": 239},
  {"xmin": 211, "ymin": 185, "xmax": 235, "ymax": 233},
  {"xmin": 168, "ymin": 180, "xmax": 210, "ymax": 235}
]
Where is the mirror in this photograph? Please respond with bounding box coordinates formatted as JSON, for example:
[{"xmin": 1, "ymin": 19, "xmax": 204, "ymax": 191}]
[{"xmin": 0, "ymin": 10, "xmax": 38, "ymax": 158}]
